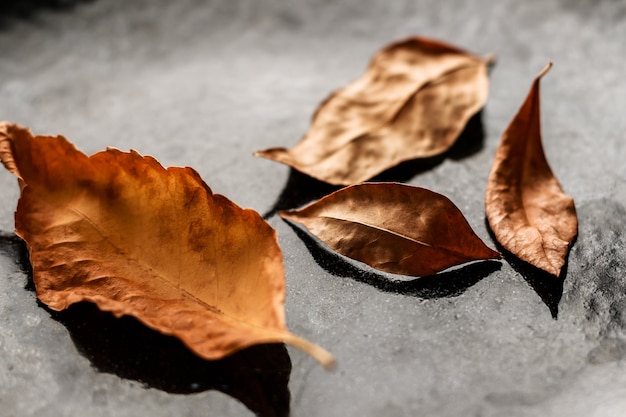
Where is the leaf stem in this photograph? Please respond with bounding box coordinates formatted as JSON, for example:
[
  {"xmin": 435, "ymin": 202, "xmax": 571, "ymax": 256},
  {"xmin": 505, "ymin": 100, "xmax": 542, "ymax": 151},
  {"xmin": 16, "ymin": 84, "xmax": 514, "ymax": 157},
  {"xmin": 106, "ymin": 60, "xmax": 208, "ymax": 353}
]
[
  {"xmin": 483, "ymin": 53, "xmax": 497, "ymax": 67},
  {"xmin": 282, "ymin": 333, "xmax": 336, "ymax": 369},
  {"xmin": 538, "ymin": 62, "xmax": 553, "ymax": 79}
]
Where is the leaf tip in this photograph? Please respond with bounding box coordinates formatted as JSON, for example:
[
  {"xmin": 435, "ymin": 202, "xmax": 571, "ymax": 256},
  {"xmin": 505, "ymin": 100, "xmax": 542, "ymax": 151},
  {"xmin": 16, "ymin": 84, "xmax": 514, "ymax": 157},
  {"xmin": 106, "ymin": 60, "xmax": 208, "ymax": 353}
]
[
  {"xmin": 545, "ymin": 260, "xmax": 565, "ymax": 278},
  {"xmin": 538, "ymin": 62, "xmax": 553, "ymax": 79},
  {"xmin": 483, "ymin": 53, "xmax": 497, "ymax": 67},
  {"xmin": 478, "ymin": 245, "xmax": 501, "ymax": 262},
  {"xmin": 254, "ymin": 147, "xmax": 287, "ymax": 159},
  {"xmin": 0, "ymin": 122, "xmax": 24, "ymax": 182},
  {"xmin": 487, "ymin": 244, "xmax": 502, "ymax": 259},
  {"xmin": 277, "ymin": 210, "xmax": 297, "ymax": 220}
]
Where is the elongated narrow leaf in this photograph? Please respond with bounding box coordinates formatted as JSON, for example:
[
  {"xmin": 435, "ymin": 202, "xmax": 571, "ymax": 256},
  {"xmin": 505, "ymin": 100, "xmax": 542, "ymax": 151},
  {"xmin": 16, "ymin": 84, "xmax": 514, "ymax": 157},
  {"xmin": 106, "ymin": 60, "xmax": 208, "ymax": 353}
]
[
  {"xmin": 0, "ymin": 122, "xmax": 333, "ymax": 368},
  {"xmin": 256, "ymin": 36, "xmax": 491, "ymax": 185},
  {"xmin": 281, "ymin": 183, "xmax": 500, "ymax": 277},
  {"xmin": 485, "ymin": 63, "xmax": 578, "ymax": 277}
]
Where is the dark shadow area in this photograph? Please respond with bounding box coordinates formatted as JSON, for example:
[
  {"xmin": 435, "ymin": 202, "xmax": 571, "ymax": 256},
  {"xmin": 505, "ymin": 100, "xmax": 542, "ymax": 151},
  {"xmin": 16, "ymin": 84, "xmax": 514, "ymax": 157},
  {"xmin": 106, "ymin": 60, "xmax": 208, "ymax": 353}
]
[
  {"xmin": 262, "ymin": 169, "xmax": 339, "ymax": 219},
  {"xmin": 0, "ymin": 233, "xmax": 291, "ymax": 417},
  {"xmin": 263, "ymin": 111, "xmax": 485, "ymax": 218},
  {"xmin": 286, "ymin": 221, "xmax": 501, "ymax": 298},
  {"xmin": 447, "ymin": 110, "xmax": 486, "ymax": 160},
  {"xmin": 54, "ymin": 304, "xmax": 292, "ymax": 417},
  {"xmin": 0, "ymin": 0, "xmax": 93, "ymax": 27},
  {"xmin": 0, "ymin": 233, "xmax": 35, "ymax": 290},
  {"xmin": 485, "ymin": 218, "xmax": 569, "ymax": 319}
]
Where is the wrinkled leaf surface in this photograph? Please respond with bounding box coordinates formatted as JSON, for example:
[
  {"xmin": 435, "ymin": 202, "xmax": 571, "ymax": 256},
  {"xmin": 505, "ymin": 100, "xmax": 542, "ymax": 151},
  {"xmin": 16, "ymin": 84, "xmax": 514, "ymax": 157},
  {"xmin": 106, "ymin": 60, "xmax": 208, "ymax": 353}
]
[
  {"xmin": 0, "ymin": 122, "xmax": 333, "ymax": 367},
  {"xmin": 281, "ymin": 183, "xmax": 500, "ymax": 277},
  {"xmin": 485, "ymin": 63, "xmax": 577, "ymax": 277},
  {"xmin": 256, "ymin": 36, "xmax": 491, "ymax": 185}
]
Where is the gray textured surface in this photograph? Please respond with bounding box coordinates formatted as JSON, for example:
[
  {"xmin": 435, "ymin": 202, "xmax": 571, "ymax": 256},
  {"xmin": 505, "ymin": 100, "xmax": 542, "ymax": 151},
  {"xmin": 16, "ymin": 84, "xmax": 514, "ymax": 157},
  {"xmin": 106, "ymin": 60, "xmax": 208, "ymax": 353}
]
[{"xmin": 1, "ymin": 1, "xmax": 625, "ymax": 416}]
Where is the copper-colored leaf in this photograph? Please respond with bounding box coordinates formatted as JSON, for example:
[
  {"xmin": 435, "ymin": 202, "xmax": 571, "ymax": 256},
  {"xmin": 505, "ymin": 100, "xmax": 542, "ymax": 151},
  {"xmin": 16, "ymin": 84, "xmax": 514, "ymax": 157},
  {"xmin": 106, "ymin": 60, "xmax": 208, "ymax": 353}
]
[
  {"xmin": 281, "ymin": 183, "xmax": 500, "ymax": 277},
  {"xmin": 0, "ymin": 122, "xmax": 333, "ymax": 368},
  {"xmin": 255, "ymin": 36, "xmax": 492, "ymax": 185},
  {"xmin": 485, "ymin": 63, "xmax": 578, "ymax": 277}
]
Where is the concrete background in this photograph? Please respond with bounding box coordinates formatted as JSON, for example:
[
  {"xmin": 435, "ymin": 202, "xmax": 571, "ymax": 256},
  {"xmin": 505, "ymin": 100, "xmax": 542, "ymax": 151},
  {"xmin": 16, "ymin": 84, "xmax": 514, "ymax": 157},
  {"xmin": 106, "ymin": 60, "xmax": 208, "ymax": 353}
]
[{"xmin": 0, "ymin": 1, "xmax": 625, "ymax": 416}]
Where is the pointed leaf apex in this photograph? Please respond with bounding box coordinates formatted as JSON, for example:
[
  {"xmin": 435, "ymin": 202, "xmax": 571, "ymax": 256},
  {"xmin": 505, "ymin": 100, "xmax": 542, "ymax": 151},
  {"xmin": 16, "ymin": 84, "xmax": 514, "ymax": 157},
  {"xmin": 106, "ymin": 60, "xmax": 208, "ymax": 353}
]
[{"xmin": 538, "ymin": 62, "xmax": 553, "ymax": 79}]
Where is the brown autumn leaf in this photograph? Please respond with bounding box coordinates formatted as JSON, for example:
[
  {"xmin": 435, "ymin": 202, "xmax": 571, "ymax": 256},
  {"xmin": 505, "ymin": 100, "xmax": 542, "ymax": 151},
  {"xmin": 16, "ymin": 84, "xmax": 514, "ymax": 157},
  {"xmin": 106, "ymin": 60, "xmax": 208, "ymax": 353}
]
[
  {"xmin": 281, "ymin": 183, "xmax": 500, "ymax": 277},
  {"xmin": 0, "ymin": 122, "xmax": 333, "ymax": 368},
  {"xmin": 255, "ymin": 36, "xmax": 492, "ymax": 185},
  {"xmin": 485, "ymin": 63, "xmax": 578, "ymax": 277}
]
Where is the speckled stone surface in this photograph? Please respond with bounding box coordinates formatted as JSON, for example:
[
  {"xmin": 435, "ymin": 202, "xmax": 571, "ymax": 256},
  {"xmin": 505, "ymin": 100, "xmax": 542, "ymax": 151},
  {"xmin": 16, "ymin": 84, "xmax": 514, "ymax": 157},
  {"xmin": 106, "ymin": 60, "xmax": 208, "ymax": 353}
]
[{"xmin": 1, "ymin": 1, "xmax": 625, "ymax": 416}]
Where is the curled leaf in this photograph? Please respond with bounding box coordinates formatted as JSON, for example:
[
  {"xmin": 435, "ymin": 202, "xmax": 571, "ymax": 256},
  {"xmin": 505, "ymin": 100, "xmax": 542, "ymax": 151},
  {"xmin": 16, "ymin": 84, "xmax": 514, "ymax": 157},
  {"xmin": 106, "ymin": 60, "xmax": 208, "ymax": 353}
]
[
  {"xmin": 0, "ymin": 122, "xmax": 333, "ymax": 368},
  {"xmin": 281, "ymin": 183, "xmax": 500, "ymax": 277},
  {"xmin": 256, "ymin": 36, "xmax": 492, "ymax": 185},
  {"xmin": 485, "ymin": 63, "xmax": 578, "ymax": 277}
]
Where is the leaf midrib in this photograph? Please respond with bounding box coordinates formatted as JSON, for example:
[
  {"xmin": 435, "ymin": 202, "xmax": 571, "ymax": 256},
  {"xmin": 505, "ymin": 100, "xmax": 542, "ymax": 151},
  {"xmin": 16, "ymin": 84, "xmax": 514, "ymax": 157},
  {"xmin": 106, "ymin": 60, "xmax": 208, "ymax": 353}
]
[
  {"xmin": 517, "ymin": 83, "xmax": 554, "ymax": 270},
  {"xmin": 67, "ymin": 206, "xmax": 279, "ymax": 333},
  {"xmin": 320, "ymin": 214, "xmax": 478, "ymax": 262}
]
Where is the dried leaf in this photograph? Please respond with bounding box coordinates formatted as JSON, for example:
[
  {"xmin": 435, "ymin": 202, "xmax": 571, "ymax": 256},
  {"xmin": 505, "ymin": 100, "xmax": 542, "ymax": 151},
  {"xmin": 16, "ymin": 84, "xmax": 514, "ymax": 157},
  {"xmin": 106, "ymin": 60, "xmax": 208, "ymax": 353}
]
[
  {"xmin": 0, "ymin": 122, "xmax": 333, "ymax": 368},
  {"xmin": 485, "ymin": 63, "xmax": 578, "ymax": 277},
  {"xmin": 255, "ymin": 36, "xmax": 492, "ymax": 185},
  {"xmin": 281, "ymin": 183, "xmax": 500, "ymax": 277}
]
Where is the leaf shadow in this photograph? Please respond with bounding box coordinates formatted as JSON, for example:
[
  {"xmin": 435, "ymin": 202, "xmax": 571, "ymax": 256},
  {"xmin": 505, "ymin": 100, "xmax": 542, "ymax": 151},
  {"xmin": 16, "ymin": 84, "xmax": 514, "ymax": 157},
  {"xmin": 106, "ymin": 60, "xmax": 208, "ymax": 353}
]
[
  {"xmin": 0, "ymin": 234, "xmax": 291, "ymax": 417},
  {"xmin": 54, "ymin": 304, "xmax": 292, "ymax": 417},
  {"xmin": 262, "ymin": 110, "xmax": 485, "ymax": 218},
  {"xmin": 485, "ymin": 218, "xmax": 570, "ymax": 319},
  {"xmin": 286, "ymin": 221, "xmax": 501, "ymax": 298},
  {"xmin": 262, "ymin": 170, "xmax": 340, "ymax": 219},
  {"xmin": 0, "ymin": 0, "xmax": 95, "ymax": 28}
]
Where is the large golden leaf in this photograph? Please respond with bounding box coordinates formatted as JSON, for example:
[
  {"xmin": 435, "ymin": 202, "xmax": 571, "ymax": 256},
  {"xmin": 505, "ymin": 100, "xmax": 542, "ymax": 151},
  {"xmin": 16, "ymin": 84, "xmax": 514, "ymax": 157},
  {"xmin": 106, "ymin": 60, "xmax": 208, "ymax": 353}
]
[
  {"xmin": 281, "ymin": 183, "xmax": 500, "ymax": 277},
  {"xmin": 255, "ymin": 36, "xmax": 491, "ymax": 185},
  {"xmin": 485, "ymin": 63, "xmax": 578, "ymax": 277},
  {"xmin": 0, "ymin": 122, "xmax": 333, "ymax": 367}
]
